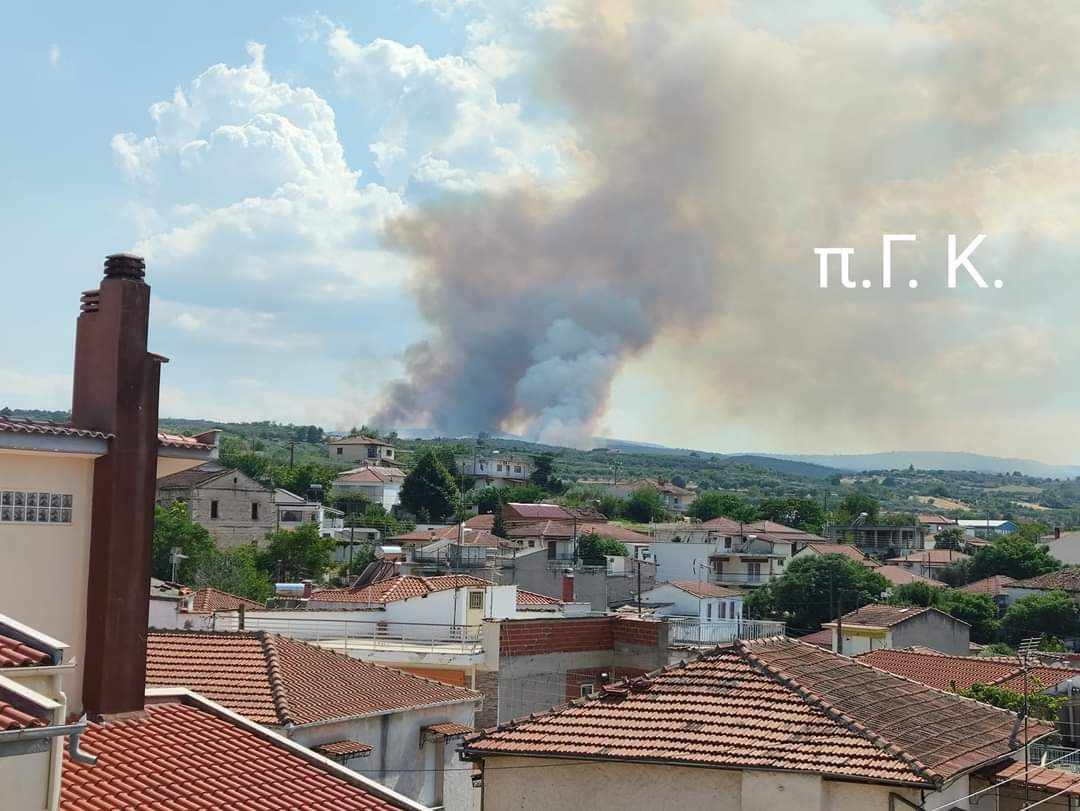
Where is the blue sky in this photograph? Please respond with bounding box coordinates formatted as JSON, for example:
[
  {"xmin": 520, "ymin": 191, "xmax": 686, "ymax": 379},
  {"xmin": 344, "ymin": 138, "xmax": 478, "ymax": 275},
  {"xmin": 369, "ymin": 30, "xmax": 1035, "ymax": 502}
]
[{"xmin": 3, "ymin": 1, "xmax": 1079, "ymax": 461}]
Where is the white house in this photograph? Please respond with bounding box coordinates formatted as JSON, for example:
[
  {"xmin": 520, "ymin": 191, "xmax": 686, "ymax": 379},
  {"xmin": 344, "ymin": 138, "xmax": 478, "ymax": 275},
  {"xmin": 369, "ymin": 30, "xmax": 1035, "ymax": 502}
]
[
  {"xmin": 274, "ymin": 487, "xmax": 345, "ymax": 537},
  {"xmin": 639, "ymin": 530, "xmax": 800, "ymax": 588},
  {"xmin": 639, "ymin": 580, "xmax": 743, "ymax": 622},
  {"xmin": 457, "ymin": 454, "xmax": 530, "ymax": 487},
  {"xmin": 332, "ymin": 465, "xmax": 405, "ymax": 510},
  {"xmin": 822, "ymin": 604, "xmax": 970, "ymax": 656},
  {"xmin": 957, "ymin": 518, "xmax": 1018, "ymax": 537},
  {"xmin": 328, "ymin": 435, "xmax": 397, "ymax": 465},
  {"xmin": 886, "ymin": 549, "xmax": 970, "ymax": 581}
]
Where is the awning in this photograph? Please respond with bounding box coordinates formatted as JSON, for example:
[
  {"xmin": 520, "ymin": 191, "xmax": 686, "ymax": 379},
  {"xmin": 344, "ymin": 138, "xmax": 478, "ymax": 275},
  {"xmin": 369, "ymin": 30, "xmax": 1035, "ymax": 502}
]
[{"xmin": 314, "ymin": 739, "xmax": 373, "ymax": 760}]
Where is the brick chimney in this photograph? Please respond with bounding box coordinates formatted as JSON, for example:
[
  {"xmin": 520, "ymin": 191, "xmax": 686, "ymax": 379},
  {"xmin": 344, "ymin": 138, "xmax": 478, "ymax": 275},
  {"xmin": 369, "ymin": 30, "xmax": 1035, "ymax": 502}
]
[
  {"xmin": 562, "ymin": 569, "xmax": 575, "ymax": 602},
  {"xmin": 72, "ymin": 254, "xmax": 165, "ymax": 718}
]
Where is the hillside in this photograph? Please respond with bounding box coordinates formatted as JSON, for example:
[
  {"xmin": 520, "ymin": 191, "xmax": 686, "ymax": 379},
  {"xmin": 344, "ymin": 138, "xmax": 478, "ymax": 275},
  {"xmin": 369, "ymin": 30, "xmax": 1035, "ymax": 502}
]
[{"xmin": 771, "ymin": 451, "xmax": 1080, "ymax": 479}]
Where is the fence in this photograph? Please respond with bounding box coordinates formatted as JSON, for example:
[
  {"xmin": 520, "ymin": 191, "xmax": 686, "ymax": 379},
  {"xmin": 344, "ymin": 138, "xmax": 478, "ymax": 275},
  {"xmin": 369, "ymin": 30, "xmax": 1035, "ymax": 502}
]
[
  {"xmin": 1029, "ymin": 742, "xmax": 1080, "ymax": 772},
  {"xmin": 213, "ymin": 613, "xmax": 484, "ymax": 654},
  {"xmin": 668, "ymin": 617, "xmax": 786, "ymax": 646}
]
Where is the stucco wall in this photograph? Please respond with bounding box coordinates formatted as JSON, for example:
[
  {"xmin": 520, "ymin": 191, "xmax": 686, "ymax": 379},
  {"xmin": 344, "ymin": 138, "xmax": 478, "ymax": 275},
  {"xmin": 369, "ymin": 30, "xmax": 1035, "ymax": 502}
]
[
  {"xmin": 503, "ymin": 551, "xmax": 656, "ymax": 611},
  {"xmin": 480, "ymin": 758, "xmax": 930, "ymax": 811},
  {"xmin": 289, "ymin": 700, "xmax": 477, "ymax": 808},
  {"xmin": 0, "ymin": 747, "xmax": 51, "ymax": 811},
  {"xmin": 0, "ymin": 449, "xmax": 95, "ymax": 714},
  {"xmin": 889, "ymin": 612, "xmax": 970, "ymax": 655}
]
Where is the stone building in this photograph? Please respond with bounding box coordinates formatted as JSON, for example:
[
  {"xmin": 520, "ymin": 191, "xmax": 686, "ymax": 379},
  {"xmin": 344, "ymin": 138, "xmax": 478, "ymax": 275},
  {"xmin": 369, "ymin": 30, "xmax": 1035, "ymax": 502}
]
[{"xmin": 156, "ymin": 462, "xmax": 275, "ymax": 548}]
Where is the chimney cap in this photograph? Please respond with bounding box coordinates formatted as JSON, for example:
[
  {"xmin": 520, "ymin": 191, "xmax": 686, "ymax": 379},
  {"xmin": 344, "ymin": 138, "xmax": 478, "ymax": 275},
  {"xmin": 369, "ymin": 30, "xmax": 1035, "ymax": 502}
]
[{"xmin": 104, "ymin": 253, "xmax": 146, "ymax": 280}]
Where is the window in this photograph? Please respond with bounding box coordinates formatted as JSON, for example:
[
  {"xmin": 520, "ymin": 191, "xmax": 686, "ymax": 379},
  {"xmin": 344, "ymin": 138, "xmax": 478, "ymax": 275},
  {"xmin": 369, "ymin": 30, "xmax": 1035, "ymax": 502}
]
[
  {"xmin": 514, "ymin": 465, "xmax": 522, "ymax": 473},
  {"xmin": 468, "ymin": 591, "xmax": 484, "ymax": 610},
  {"xmin": 336, "ymin": 447, "xmax": 343, "ymax": 455},
  {"xmin": 747, "ymin": 562, "xmax": 762, "ymax": 583},
  {"xmin": 580, "ymin": 683, "xmax": 595, "ymax": 697},
  {"xmin": 719, "ymin": 602, "xmax": 727, "ymax": 619},
  {"xmin": 386, "ymin": 449, "xmax": 394, "ymax": 458},
  {"xmin": 281, "ymin": 509, "xmax": 303, "ymax": 522},
  {"xmin": 251, "ymin": 502, "xmax": 259, "ymax": 521},
  {"xmin": 528, "ymin": 539, "xmax": 536, "ymax": 548},
  {"xmin": 367, "ymin": 447, "xmax": 377, "ymax": 458},
  {"xmin": 0, "ymin": 491, "xmax": 73, "ymax": 524},
  {"xmin": 706, "ymin": 602, "xmax": 712, "ymax": 620},
  {"xmin": 210, "ymin": 500, "xmax": 219, "ymax": 519}
]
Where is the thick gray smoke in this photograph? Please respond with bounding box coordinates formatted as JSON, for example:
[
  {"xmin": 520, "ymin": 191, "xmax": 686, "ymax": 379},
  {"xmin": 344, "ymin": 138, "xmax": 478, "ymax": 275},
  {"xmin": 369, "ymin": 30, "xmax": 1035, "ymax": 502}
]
[{"xmin": 374, "ymin": 0, "xmax": 1080, "ymax": 454}]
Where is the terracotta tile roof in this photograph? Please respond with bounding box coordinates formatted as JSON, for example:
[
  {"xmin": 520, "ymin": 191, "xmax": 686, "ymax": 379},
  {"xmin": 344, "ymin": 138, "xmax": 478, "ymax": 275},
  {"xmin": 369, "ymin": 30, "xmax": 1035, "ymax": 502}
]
[
  {"xmin": 798, "ymin": 629, "xmax": 833, "ymax": 649},
  {"xmin": 60, "ymin": 698, "xmax": 410, "ymax": 810},
  {"xmin": 504, "ymin": 503, "xmax": 572, "ymax": 521},
  {"xmin": 310, "ymin": 574, "xmax": 492, "ymax": 604},
  {"xmin": 145, "ymin": 631, "xmax": 479, "ymax": 727},
  {"xmin": 976, "ymin": 762, "xmax": 1080, "ymax": 798},
  {"xmin": 917, "ymin": 513, "xmax": 955, "ymax": 525},
  {"xmin": 189, "ymin": 587, "xmax": 263, "ymax": 613},
  {"xmin": 463, "ymin": 513, "xmax": 495, "ymax": 530},
  {"xmin": 855, "ymin": 648, "xmax": 1079, "ymax": 694},
  {"xmin": 577, "ymin": 522, "xmax": 652, "ymax": 542},
  {"xmin": 1012, "ymin": 569, "xmax": 1080, "ymax": 592},
  {"xmin": 465, "ymin": 637, "xmax": 1039, "ymax": 787},
  {"xmin": 0, "ymin": 633, "xmax": 51, "ymax": 667},
  {"xmin": 962, "ymin": 575, "xmax": 1017, "ymax": 596},
  {"xmin": 665, "ymin": 580, "xmax": 741, "ymax": 599},
  {"xmin": 743, "ymin": 520, "xmax": 825, "ymax": 540},
  {"xmin": 329, "ymin": 435, "xmax": 393, "ymax": 446},
  {"xmin": 335, "ymin": 466, "xmax": 406, "ymax": 485},
  {"xmin": 155, "ymin": 463, "xmax": 231, "ymax": 490},
  {"xmin": 825, "ymin": 603, "xmax": 947, "ymax": 629},
  {"xmin": 424, "ymin": 722, "xmax": 474, "ymax": 737},
  {"xmin": 505, "ymin": 519, "xmax": 574, "ymax": 539},
  {"xmin": 157, "ymin": 431, "xmax": 216, "ymax": 451},
  {"xmin": 802, "ymin": 543, "xmax": 878, "ymax": 566},
  {"xmin": 315, "ymin": 739, "xmax": 375, "ymax": 757},
  {"xmin": 876, "ymin": 565, "xmax": 946, "ymax": 588},
  {"xmin": 698, "ymin": 517, "xmax": 745, "ymax": 532},
  {"xmin": 0, "ymin": 416, "xmax": 110, "ymax": 441},
  {"xmin": 517, "ymin": 589, "xmax": 561, "ymax": 606},
  {"xmin": 888, "ymin": 550, "xmax": 971, "ymax": 565},
  {"xmin": 0, "ymin": 697, "xmax": 46, "ymax": 731}
]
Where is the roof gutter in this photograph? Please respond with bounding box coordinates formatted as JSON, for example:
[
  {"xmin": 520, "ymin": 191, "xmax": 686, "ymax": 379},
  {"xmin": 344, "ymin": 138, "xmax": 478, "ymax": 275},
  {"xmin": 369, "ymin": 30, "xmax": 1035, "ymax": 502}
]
[{"xmin": 0, "ymin": 719, "xmax": 97, "ymax": 765}]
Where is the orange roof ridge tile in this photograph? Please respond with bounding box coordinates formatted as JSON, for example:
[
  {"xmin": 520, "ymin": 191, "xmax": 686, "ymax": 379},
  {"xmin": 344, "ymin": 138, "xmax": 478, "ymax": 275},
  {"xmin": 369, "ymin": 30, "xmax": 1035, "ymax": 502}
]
[{"xmin": 258, "ymin": 631, "xmax": 296, "ymax": 726}]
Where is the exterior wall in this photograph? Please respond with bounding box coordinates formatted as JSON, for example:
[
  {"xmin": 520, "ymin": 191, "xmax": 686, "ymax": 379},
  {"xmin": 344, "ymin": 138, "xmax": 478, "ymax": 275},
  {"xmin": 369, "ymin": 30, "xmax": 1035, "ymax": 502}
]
[
  {"xmin": 158, "ymin": 470, "xmax": 275, "ymax": 549},
  {"xmin": 502, "ymin": 551, "xmax": 657, "ymax": 611},
  {"xmin": 329, "ymin": 442, "xmax": 396, "ymax": 465},
  {"xmin": 148, "ymin": 597, "xmax": 181, "ymax": 629},
  {"xmin": 0, "ymin": 450, "xmax": 96, "ymax": 714},
  {"xmin": 480, "ymin": 757, "xmax": 931, "ymax": 811},
  {"xmin": 642, "ymin": 537, "xmax": 792, "ymax": 587},
  {"xmin": 306, "ymin": 584, "xmax": 519, "ymax": 623},
  {"xmin": 889, "ymin": 612, "xmax": 970, "ymax": 655},
  {"xmin": 332, "ymin": 480, "xmax": 401, "ymax": 510},
  {"xmin": 641, "ymin": 584, "xmax": 743, "ymax": 621},
  {"xmin": 0, "ymin": 746, "xmax": 51, "ymax": 811},
  {"xmin": 833, "ymin": 627, "xmax": 887, "ymax": 656},
  {"xmin": 289, "ymin": 700, "xmax": 477, "ymax": 808}
]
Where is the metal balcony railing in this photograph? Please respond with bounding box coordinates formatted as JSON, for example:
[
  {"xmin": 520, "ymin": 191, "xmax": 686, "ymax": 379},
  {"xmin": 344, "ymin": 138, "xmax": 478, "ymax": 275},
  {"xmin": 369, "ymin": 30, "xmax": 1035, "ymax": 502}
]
[
  {"xmin": 711, "ymin": 571, "xmax": 781, "ymax": 586},
  {"xmin": 668, "ymin": 617, "xmax": 786, "ymax": 646}
]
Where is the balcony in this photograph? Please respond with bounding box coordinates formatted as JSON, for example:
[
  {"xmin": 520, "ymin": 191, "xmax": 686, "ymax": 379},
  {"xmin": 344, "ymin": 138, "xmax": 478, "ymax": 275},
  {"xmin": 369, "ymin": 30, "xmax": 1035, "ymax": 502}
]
[
  {"xmin": 711, "ymin": 571, "xmax": 782, "ymax": 587},
  {"xmin": 668, "ymin": 617, "xmax": 786, "ymax": 646}
]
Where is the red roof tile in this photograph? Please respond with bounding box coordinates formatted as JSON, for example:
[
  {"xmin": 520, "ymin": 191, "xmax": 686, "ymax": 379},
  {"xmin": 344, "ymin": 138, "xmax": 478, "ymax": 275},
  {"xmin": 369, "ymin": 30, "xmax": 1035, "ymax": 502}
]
[
  {"xmin": 329, "ymin": 435, "xmax": 393, "ymax": 446},
  {"xmin": 517, "ymin": 589, "xmax": 561, "ymax": 606},
  {"xmin": 875, "ymin": 565, "xmax": 945, "ymax": 588},
  {"xmin": 1012, "ymin": 569, "xmax": 1080, "ymax": 593},
  {"xmin": 465, "ymin": 638, "xmax": 1039, "ymax": 787},
  {"xmin": 664, "ymin": 580, "xmax": 740, "ymax": 599},
  {"xmin": 315, "ymin": 739, "xmax": 375, "ymax": 757},
  {"xmin": 0, "ymin": 417, "xmax": 109, "ymax": 441},
  {"xmin": 577, "ymin": 522, "xmax": 652, "ymax": 542},
  {"xmin": 189, "ymin": 587, "xmax": 263, "ymax": 613},
  {"xmin": 145, "ymin": 631, "xmax": 478, "ymax": 727},
  {"xmin": 310, "ymin": 574, "xmax": 492, "ymax": 604},
  {"xmin": 888, "ymin": 550, "xmax": 971, "ymax": 565},
  {"xmin": 802, "ymin": 543, "xmax": 877, "ymax": 566},
  {"xmin": 0, "ymin": 698, "xmax": 46, "ymax": 731},
  {"xmin": 505, "ymin": 519, "xmax": 574, "ymax": 539},
  {"xmin": 157, "ymin": 431, "xmax": 216, "ymax": 451},
  {"xmin": 60, "ymin": 698, "xmax": 411, "ymax": 810},
  {"xmin": 463, "ymin": 514, "xmax": 496, "ymax": 530},
  {"xmin": 856, "ymin": 648, "xmax": 1080, "ymax": 694},
  {"xmin": 504, "ymin": 503, "xmax": 572, "ymax": 521},
  {"xmin": 961, "ymin": 575, "xmax": 1017, "ymax": 596},
  {"xmin": 826, "ymin": 603, "xmax": 960, "ymax": 629},
  {"xmin": 425, "ymin": 722, "xmax": 474, "ymax": 737},
  {"xmin": 977, "ymin": 762, "xmax": 1080, "ymax": 797},
  {"xmin": 335, "ymin": 466, "xmax": 406, "ymax": 484},
  {"xmin": 798, "ymin": 629, "xmax": 833, "ymax": 649},
  {"xmin": 0, "ymin": 633, "xmax": 51, "ymax": 668},
  {"xmin": 698, "ymin": 516, "xmax": 745, "ymax": 532}
]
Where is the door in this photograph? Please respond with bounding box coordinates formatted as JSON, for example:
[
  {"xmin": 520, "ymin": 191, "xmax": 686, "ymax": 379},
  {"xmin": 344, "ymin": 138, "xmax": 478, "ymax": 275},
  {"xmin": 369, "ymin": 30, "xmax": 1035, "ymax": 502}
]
[{"xmin": 466, "ymin": 590, "xmax": 485, "ymax": 626}]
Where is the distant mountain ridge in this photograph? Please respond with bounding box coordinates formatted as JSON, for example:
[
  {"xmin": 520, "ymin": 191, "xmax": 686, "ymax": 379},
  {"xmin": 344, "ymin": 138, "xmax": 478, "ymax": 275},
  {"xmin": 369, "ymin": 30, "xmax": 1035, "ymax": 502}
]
[{"xmin": 766, "ymin": 451, "xmax": 1080, "ymax": 480}]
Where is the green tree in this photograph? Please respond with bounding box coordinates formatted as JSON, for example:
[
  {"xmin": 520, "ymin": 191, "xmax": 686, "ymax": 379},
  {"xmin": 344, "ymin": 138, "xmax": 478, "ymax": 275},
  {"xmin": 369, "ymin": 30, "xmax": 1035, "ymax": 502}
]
[
  {"xmin": 577, "ymin": 531, "xmax": 629, "ymax": 565},
  {"xmin": 968, "ymin": 536, "xmax": 1061, "ymax": 581},
  {"xmin": 888, "ymin": 581, "xmax": 941, "ymax": 608},
  {"xmin": 836, "ymin": 493, "xmax": 880, "ymax": 524},
  {"xmin": 622, "ymin": 488, "xmax": 668, "ymax": 523},
  {"xmin": 934, "ymin": 527, "xmax": 966, "ymax": 551},
  {"xmin": 1001, "ymin": 590, "xmax": 1080, "ymax": 645},
  {"xmin": 399, "ymin": 450, "xmax": 460, "ymax": 522},
  {"xmin": 492, "ymin": 511, "xmax": 508, "ymax": 539},
  {"xmin": 502, "ymin": 483, "xmax": 548, "ymax": 504},
  {"xmin": 687, "ymin": 491, "xmax": 755, "ymax": 522},
  {"xmin": 257, "ymin": 522, "xmax": 336, "ymax": 582},
  {"xmin": 745, "ymin": 555, "xmax": 889, "ymax": 631},
  {"xmin": 937, "ymin": 558, "xmax": 973, "ymax": 587},
  {"xmin": 755, "ymin": 497, "xmax": 826, "ymax": 533},
  {"xmin": 934, "ymin": 590, "xmax": 999, "ymax": 643},
  {"xmin": 151, "ymin": 502, "xmax": 218, "ymax": 584},
  {"xmin": 529, "ymin": 453, "xmax": 565, "ymax": 494},
  {"xmin": 191, "ymin": 545, "xmax": 273, "ymax": 604},
  {"xmin": 960, "ymin": 682, "xmax": 1065, "ymax": 722}
]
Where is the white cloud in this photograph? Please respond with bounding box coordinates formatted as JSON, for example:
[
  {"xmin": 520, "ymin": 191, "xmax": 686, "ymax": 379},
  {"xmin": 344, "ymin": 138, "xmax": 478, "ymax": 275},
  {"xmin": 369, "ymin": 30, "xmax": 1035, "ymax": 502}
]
[
  {"xmin": 48, "ymin": 44, "xmax": 60, "ymax": 67},
  {"xmin": 153, "ymin": 299, "xmax": 322, "ymax": 351}
]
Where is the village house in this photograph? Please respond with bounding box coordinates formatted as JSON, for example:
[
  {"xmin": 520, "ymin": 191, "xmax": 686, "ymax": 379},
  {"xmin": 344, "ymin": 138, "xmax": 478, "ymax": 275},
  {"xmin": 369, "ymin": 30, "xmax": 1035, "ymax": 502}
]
[
  {"xmin": 830, "ymin": 521, "xmax": 924, "ymax": 558},
  {"xmin": 581, "ymin": 477, "xmax": 697, "ymax": 513},
  {"xmin": 456, "ymin": 453, "xmax": 529, "ymax": 487},
  {"xmin": 638, "ymin": 580, "xmax": 743, "ymax": 623},
  {"xmin": 822, "ymin": 603, "xmax": 970, "ymax": 655},
  {"xmin": 156, "ymin": 462, "xmax": 275, "ymax": 548},
  {"xmin": 333, "ymin": 464, "xmax": 406, "ymax": 510},
  {"xmin": 274, "ymin": 486, "xmax": 345, "ymax": 537},
  {"xmin": 962, "ymin": 574, "xmax": 1018, "ymax": 611},
  {"xmin": 0, "ymin": 254, "xmax": 419, "ymax": 811},
  {"xmin": 957, "ymin": 518, "xmax": 1019, "ymax": 537},
  {"xmin": 461, "ymin": 636, "xmax": 1045, "ymax": 811},
  {"xmin": 328, "ymin": 434, "xmax": 397, "ymax": 465},
  {"xmin": 887, "ymin": 548, "xmax": 970, "ymax": 581},
  {"xmin": 144, "ymin": 630, "xmax": 481, "ymax": 807},
  {"xmin": 791, "ymin": 541, "xmax": 878, "ymax": 567},
  {"xmin": 1007, "ymin": 569, "xmax": 1080, "ymax": 602},
  {"xmin": 918, "ymin": 512, "xmax": 958, "ymax": 534}
]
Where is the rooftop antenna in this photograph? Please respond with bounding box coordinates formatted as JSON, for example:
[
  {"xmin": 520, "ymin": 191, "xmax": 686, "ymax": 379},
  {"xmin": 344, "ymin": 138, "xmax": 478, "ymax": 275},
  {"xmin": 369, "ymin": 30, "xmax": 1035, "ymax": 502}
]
[
  {"xmin": 1017, "ymin": 635, "xmax": 1042, "ymax": 807},
  {"xmin": 170, "ymin": 547, "xmax": 188, "ymax": 584}
]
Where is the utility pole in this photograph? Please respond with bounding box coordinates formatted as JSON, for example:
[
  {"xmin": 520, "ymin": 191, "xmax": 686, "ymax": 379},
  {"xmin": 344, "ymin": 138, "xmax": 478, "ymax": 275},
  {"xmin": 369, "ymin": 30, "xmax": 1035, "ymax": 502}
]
[
  {"xmin": 289, "ymin": 440, "xmax": 295, "ymax": 468},
  {"xmin": 831, "ymin": 570, "xmax": 843, "ymax": 655},
  {"xmin": 1018, "ymin": 636, "xmax": 1041, "ymax": 807},
  {"xmin": 637, "ymin": 558, "xmax": 643, "ymax": 617}
]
